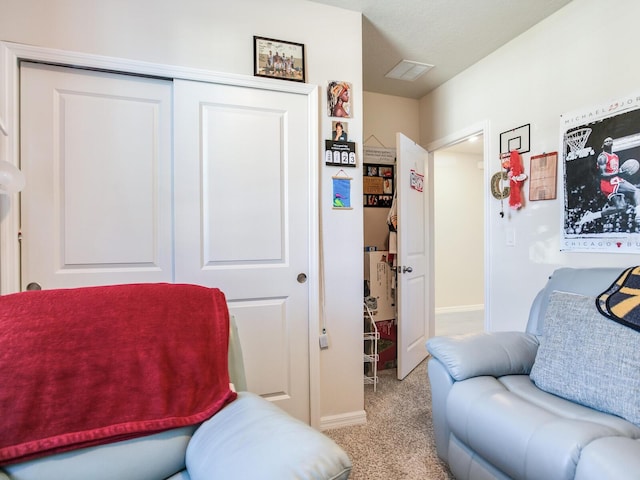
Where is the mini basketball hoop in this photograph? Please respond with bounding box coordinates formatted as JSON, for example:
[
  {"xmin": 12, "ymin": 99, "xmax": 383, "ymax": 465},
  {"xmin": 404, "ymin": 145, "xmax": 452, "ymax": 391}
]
[{"xmin": 565, "ymin": 127, "xmax": 592, "ymax": 154}]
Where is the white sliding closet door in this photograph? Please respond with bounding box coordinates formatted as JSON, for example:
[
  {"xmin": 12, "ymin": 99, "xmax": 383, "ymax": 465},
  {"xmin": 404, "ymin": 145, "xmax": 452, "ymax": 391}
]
[
  {"xmin": 20, "ymin": 62, "xmax": 173, "ymax": 289},
  {"xmin": 19, "ymin": 60, "xmax": 314, "ymax": 423},
  {"xmin": 173, "ymin": 79, "xmax": 312, "ymax": 422}
]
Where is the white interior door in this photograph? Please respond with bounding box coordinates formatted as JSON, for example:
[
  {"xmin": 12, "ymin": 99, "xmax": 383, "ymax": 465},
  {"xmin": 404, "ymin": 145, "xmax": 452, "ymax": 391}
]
[
  {"xmin": 396, "ymin": 132, "xmax": 430, "ymax": 379},
  {"xmin": 173, "ymin": 79, "xmax": 311, "ymax": 422},
  {"xmin": 20, "ymin": 62, "xmax": 173, "ymax": 290}
]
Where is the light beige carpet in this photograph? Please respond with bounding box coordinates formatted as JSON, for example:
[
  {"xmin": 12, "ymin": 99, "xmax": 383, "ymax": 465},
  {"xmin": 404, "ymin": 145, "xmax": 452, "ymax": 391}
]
[{"xmin": 325, "ymin": 359, "xmax": 454, "ymax": 479}]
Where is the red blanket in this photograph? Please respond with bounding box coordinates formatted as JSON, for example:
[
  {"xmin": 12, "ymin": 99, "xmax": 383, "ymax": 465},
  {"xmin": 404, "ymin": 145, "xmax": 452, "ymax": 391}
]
[{"xmin": 0, "ymin": 283, "xmax": 237, "ymax": 465}]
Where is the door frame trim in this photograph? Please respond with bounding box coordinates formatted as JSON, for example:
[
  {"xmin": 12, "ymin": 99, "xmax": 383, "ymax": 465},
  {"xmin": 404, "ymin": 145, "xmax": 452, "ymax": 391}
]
[
  {"xmin": 0, "ymin": 41, "xmax": 322, "ymax": 428},
  {"xmin": 426, "ymin": 120, "xmax": 491, "ymax": 334}
]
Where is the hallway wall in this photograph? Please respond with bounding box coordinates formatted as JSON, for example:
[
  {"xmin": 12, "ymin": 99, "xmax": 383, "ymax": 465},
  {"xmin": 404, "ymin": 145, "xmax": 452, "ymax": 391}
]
[
  {"xmin": 433, "ymin": 149, "xmax": 484, "ymax": 309},
  {"xmin": 420, "ymin": 0, "xmax": 640, "ymax": 332},
  {"xmin": 363, "ymin": 92, "xmax": 420, "ymax": 251}
]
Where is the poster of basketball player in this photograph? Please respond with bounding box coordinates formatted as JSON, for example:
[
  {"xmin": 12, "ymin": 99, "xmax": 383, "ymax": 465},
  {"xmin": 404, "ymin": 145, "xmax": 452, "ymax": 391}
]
[{"xmin": 562, "ymin": 92, "xmax": 640, "ymax": 252}]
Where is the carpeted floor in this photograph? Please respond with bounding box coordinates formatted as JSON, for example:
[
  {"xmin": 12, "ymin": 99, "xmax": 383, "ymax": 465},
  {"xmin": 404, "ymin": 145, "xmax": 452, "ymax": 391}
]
[{"xmin": 325, "ymin": 359, "xmax": 454, "ymax": 479}]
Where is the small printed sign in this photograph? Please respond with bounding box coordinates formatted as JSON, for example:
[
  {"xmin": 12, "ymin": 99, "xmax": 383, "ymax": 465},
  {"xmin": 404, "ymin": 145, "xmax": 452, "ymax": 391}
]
[
  {"xmin": 325, "ymin": 140, "xmax": 357, "ymax": 167},
  {"xmin": 410, "ymin": 169, "xmax": 424, "ymax": 192}
]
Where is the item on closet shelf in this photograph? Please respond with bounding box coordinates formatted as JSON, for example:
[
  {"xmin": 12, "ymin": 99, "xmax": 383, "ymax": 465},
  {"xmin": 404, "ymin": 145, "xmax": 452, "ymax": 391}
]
[
  {"xmin": 376, "ymin": 319, "xmax": 397, "ymax": 371},
  {"xmin": 364, "ymin": 251, "xmax": 395, "ymax": 322},
  {"xmin": 363, "ymin": 304, "xmax": 379, "ymax": 391},
  {"xmin": 387, "ymin": 192, "xmax": 397, "ymax": 255}
]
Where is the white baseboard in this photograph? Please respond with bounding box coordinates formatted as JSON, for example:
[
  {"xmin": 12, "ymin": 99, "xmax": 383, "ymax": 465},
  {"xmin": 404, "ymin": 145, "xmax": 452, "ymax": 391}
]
[
  {"xmin": 320, "ymin": 409, "xmax": 367, "ymax": 431},
  {"xmin": 435, "ymin": 304, "xmax": 484, "ymax": 315}
]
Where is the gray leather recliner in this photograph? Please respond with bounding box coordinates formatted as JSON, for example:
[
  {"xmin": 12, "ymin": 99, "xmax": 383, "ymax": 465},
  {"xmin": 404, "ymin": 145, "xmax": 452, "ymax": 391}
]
[{"xmin": 427, "ymin": 267, "xmax": 640, "ymax": 480}]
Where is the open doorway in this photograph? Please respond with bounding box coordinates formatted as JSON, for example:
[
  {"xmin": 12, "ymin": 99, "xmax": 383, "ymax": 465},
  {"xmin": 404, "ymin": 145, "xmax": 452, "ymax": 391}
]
[{"xmin": 433, "ymin": 134, "xmax": 485, "ymax": 336}]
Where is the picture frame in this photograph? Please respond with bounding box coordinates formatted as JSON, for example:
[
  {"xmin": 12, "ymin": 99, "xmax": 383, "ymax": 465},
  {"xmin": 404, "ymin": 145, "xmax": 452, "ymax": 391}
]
[
  {"xmin": 253, "ymin": 36, "xmax": 305, "ymax": 83},
  {"xmin": 327, "ymin": 81, "xmax": 352, "ymax": 118},
  {"xmin": 331, "ymin": 121, "xmax": 348, "ymax": 141}
]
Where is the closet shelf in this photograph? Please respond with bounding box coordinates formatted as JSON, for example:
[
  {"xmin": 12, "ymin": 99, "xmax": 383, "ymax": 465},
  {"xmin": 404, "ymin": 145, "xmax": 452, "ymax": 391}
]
[{"xmin": 363, "ymin": 303, "xmax": 379, "ymax": 391}]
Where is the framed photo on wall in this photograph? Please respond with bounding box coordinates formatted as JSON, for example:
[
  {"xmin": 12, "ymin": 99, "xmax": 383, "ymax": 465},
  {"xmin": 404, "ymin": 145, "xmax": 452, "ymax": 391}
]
[
  {"xmin": 253, "ymin": 36, "xmax": 305, "ymax": 82},
  {"xmin": 327, "ymin": 81, "xmax": 352, "ymax": 118}
]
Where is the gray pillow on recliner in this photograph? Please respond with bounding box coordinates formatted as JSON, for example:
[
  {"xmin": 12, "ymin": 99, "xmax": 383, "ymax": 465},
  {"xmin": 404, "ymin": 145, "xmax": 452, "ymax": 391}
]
[{"xmin": 530, "ymin": 290, "xmax": 640, "ymax": 427}]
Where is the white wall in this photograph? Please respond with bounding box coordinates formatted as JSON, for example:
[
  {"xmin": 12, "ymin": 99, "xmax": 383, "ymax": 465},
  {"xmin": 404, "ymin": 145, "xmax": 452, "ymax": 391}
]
[
  {"xmin": 0, "ymin": 0, "xmax": 364, "ymax": 424},
  {"xmin": 363, "ymin": 91, "xmax": 420, "ymax": 249},
  {"xmin": 363, "ymin": 93, "xmax": 484, "ymax": 310},
  {"xmin": 364, "ymin": 92, "xmax": 421, "ymax": 148},
  {"xmin": 434, "ymin": 150, "xmax": 484, "ymax": 308},
  {"xmin": 420, "ymin": 0, "xmax": 640, "ymax": 331}
]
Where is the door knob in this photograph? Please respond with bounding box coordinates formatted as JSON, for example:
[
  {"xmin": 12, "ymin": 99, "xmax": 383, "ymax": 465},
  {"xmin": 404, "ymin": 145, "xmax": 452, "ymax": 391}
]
[
  {"xmin": 297, "ymin": 273, "xmax": 308, "ymax": 283},
  {"xmin": 26, "ymin": 282, "xmax": 42, "ymax": 291},
  {"xmin": 402, "ymin": 266, "xmax": 413, "ymax": 273}
]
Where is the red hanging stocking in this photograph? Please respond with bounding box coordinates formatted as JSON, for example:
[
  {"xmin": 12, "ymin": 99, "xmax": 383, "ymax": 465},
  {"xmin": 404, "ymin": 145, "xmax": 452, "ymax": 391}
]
[{"xmin": 508, "ymin": 150, "xmax": 526, "ymax": 210}]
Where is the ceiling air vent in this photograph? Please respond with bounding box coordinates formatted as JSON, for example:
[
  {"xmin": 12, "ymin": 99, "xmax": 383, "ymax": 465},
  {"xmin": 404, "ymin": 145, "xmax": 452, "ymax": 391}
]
[{"xmin": 385, "ymin": 60, "xmax": 434, "ymax": 81}]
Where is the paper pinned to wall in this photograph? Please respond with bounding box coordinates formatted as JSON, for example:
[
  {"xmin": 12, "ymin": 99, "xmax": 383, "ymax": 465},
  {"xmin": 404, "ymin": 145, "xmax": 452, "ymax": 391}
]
[{"xmin": 410, "ymin": 169, "xmax": 424, "ymax": 192}]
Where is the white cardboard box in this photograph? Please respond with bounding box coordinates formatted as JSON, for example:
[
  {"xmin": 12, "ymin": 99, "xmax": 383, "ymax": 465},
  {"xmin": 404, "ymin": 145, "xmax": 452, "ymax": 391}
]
[{"xmin": 364, "ymin": 251, "xmax": 395, "ymax": 321}]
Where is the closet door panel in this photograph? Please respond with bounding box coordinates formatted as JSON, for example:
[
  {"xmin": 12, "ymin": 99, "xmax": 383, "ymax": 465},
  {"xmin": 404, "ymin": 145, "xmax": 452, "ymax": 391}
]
[
  {"xmin": 20, "ymin": 62, "xmax": 173, "ymax": 289},
  {"xmin": 200, "ymin": 104, "xmax": 283, "ymax": 263},
  {"xmin": 174, "ymin": 79, "xmax": 311, "ymax": 422}
]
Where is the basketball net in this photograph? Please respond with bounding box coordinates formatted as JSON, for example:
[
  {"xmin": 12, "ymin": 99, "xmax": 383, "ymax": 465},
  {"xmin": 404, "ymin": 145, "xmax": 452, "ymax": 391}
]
[{"xmin": 565, "ymin": 128, "xmax": 592, "ymax": 154}]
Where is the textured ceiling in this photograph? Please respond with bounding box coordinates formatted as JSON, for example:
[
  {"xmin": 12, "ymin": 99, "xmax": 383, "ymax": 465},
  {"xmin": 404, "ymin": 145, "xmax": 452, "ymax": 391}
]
[{"xmin": 309, "ymin": 0, "xmax": 573, "ymax": 99}]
